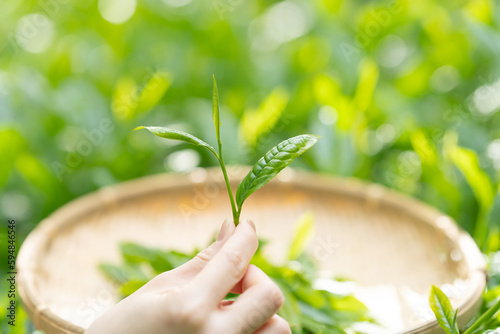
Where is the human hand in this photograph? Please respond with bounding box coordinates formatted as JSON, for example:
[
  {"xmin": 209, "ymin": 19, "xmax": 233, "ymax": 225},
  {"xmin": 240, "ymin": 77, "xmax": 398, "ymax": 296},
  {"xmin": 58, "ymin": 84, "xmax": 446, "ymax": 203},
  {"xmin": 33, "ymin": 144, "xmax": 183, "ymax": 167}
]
[{"xmin": 85, "ymin": 219, "xmax": 290, "ymax": 334}]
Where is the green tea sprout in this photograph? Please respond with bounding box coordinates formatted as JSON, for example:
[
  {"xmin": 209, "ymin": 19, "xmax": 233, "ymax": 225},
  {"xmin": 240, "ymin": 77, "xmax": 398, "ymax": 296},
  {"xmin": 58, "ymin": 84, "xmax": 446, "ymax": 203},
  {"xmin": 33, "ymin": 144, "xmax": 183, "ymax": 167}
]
[{"xmin": 135, "ymin": 76, "xmax": 319, "ymax": 226}]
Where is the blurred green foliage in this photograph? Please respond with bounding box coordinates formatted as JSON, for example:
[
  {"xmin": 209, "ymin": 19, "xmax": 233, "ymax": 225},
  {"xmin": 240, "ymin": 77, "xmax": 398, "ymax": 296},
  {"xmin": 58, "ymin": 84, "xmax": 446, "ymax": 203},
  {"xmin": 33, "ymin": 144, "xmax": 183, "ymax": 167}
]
[{"xmin": 1, "ymin": 0, "xmax": 500, "ymax": 331}]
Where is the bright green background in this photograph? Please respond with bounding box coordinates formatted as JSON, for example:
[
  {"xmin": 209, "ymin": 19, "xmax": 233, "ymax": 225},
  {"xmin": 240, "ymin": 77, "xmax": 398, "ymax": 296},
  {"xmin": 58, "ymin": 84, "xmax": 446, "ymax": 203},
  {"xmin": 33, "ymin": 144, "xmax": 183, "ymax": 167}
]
[{"xmin": 1, "ymin": 0, "xmax": 500, "ymax": 332}]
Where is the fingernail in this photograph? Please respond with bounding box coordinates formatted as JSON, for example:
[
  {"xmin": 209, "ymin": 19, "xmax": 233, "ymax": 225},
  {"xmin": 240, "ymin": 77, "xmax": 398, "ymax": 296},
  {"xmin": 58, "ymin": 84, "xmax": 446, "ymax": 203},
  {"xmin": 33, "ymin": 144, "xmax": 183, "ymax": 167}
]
[
  {"xmin": 245, "ymin": 219, "xmax": 256, "ymax": 232},
  {"xmin": 217, "ymin": 219, "xmax": 229, "ymax": 241}
]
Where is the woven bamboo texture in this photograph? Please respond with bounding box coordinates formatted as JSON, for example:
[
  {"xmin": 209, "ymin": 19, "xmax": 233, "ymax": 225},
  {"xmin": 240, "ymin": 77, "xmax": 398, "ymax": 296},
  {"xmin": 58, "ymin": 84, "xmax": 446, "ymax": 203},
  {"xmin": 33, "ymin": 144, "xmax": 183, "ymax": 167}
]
[{"xmin": 17, "ymin": 167, "xmax": 486, "ymax": 334}]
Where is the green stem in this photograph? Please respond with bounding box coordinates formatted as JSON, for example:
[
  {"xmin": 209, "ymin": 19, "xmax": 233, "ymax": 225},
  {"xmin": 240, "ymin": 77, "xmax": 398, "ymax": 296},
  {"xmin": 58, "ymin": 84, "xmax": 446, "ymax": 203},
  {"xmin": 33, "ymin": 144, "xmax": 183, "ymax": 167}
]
[
  {"xmin": 464, "ymin": 298, "xmax": 500, "ymax": 334},
  {"xmin": 216, "ymin": 143, "xmax": 239, "ymax": 226}
]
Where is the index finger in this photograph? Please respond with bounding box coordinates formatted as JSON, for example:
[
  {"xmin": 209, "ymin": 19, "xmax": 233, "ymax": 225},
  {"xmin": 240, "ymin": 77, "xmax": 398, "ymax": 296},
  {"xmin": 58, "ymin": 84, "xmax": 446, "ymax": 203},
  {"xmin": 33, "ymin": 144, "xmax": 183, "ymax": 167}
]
[{"xmin": 187, "ymin": 219, "xmax": 258, "ymax": 306}]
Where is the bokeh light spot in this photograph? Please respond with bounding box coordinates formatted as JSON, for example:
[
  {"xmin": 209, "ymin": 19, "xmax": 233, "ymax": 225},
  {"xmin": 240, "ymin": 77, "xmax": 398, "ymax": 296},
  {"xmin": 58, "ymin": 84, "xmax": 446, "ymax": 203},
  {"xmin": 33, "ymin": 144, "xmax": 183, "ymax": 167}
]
[
  {"xmin": 318, "ymin": 106, "xmax": 338, "ymax": 126},
  {"xmin": 430, "ymin": 65, "xmax": 460, "ymax": 93},
  {"xmin": 376, "ymin": 124, "xmax": 397, "ymax": 144},
  {"xmin": 15, "ymin": 13, "xmax": 54, "ymax": 53},
  {"xmin": 265, "ymin": 1, "xmax": 309, "ymax": 44},
  {"xmin": 472, "ymin": 80, "xmax": 500, "ymax": 115},
  {"xmin": 376, "ymin": 35, "xmax": 407, "ymax": 68},
  {"xmin": 165, "ymin": 149, "xmax": 201, "ymax": 172},
  {"xmin": 98, "ymin": 0, "xmax": 137, "ymax": 24},
  {"xmin": 1, "ymin": 192, "xmax": 31, "ymax": 220},
  {"xmin": 487, "ymin": 139, "xmax": 500, "ymax": 170}
]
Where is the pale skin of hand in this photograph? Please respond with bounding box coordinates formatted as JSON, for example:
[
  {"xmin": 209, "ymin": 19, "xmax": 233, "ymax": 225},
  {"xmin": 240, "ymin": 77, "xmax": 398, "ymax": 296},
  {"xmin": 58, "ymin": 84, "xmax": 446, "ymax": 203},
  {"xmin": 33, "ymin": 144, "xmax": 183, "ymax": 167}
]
[{"xmin": 85, "ymin": 219, "xmax": 290, "ymax": 334}]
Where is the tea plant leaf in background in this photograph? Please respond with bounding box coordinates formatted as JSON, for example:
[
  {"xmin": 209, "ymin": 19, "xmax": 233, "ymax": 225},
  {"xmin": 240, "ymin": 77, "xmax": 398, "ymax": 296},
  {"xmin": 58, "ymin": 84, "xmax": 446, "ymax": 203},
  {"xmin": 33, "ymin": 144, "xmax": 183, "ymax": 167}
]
[
  {"xmin": 112, "ymin": 77, "xmax": 139, "ymax": 121},
  {"xmin": 288, "ymin": 212, "xmax": 315, "ymax": 261},
  {"xmin": 239, "ymin": 87, "xmax": 289, "ymax": 147},
  {"xmin": 429, "ymin": 283, "xmax": 500, "ymax": 334},
  {"xmin": 136, "ymin": 78, "xmax": 319, "ymax": 225},
  {"xmin": 135, "ymin": 71, "xmax": 172, "ymax": 116},
  {"xmin": 100, "ymin": 218, "xmax": 370, "ymax": 333},
  {"xmin": 312, "ymin": 73, "xmax": 354, "ymax": 132},
  {"xmin": 449, "ymin": 147, "xmax": 495, "ymax": 214},
  {"xmin": 0, "ymin": 129, "xmax": 27, "ymax": 187},
  {"xmin": 353, "ymin": 59, "xmax": 379, "ymax": 114},
  {"xmin": 452, "ymin": 310, "xmax": 459, "ymax": 332},
  {"xmin": 486, "ymin": 191, "xmax": 500, "ymax": 253},
  {"xmin": 112, "ymin": 71, "xmax": 171, "ymax": 121},
  {"xmin": 447, "ymin": 138, "xmax": 496, "ymax": 248},
  {"xmin": 461, "ymin": 296, "xmax": 500, "ymax": 334},
  {"xmin": 429, "ymin": 285, "xmax": 459, "ymax": 334}
]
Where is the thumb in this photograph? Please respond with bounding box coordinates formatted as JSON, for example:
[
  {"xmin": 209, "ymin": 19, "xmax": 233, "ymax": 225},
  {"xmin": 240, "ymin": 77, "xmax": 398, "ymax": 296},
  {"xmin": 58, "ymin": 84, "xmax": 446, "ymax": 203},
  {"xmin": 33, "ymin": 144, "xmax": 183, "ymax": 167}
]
[{"xmin": 177, "ymin": 219, "xmax": 236, "ymax": 275}]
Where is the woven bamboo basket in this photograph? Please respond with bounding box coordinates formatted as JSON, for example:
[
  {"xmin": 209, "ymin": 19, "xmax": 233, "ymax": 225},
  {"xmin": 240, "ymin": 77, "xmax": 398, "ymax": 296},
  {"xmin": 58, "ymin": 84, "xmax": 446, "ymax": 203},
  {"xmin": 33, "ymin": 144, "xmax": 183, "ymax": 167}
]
[{"xmin": 18, "ymin": 167, "xmax": 486, "ymax": 334}]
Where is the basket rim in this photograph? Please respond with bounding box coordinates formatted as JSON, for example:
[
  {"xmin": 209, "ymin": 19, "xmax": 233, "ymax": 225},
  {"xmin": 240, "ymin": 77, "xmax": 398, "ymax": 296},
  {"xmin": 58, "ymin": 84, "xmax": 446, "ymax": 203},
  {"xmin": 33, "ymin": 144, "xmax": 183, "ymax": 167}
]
[{"xmin": 17, "ymin": 167, "xmax": 486, "ymax": 334}]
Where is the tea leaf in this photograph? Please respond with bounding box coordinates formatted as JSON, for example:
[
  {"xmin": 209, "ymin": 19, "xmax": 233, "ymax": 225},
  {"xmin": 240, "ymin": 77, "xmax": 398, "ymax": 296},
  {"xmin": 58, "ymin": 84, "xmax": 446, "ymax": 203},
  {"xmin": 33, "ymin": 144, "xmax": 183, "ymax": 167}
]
[
  {"xmin": 463, "ymin": 297, "xmax": 500, "ymax": 334},
  {"xmin": 135, "ymin": 126, "xmax": 218, "ymax": 158},
  {"xmin": 99, "ymin": 263, "xmax": 149, "ymax": 286},
  {"xmin": 16, "ymin": 153, "xmax": 57, "ymax": 194},
  {"xmin": 236, "ymin": 135, "xmax": 319, "ymax": 210},
  {"xmin": 136, "ymin": 71, "xmax": 171, "ymax": 115},
  {"xmin": 452, "ymin": 309, "xmax": 458, "ymax": 331},
  {"xmin": 112, "ymin": 72, "xmax": 171, "ymax": 121},
  {"xmin": 288, "ymin": 212, "xmax": 315, "ymax": 260},
  {"xmin": 429, "ymin": 285, "xmax": 459, "ymax": 334},
  {"xmin": 449, "ymin": 146, "xmax": 495, "ymax": 212},
  {"xmin": 212, "ymin": 75, "xmax": 221, "ymax": 144},
  {"xmin": 312, "ymin": 74, "xmax": 354, "ymax": 131},
  {"xmin": 239, "ymin": 87, "xmax": 289, "ymax": 147},
  {"xmin": 353, "ymin": 58, "xmax": 379, "ymax": 113},
  {"xmin": 121, "ymin": 280, "xmax": 148, "ymax": 297},
  {"xmin": 276, "ymin": 282, "xmax": 303, "ymax": 332},
  {"xmin": 120, "ymin": 242, "xmax": 160, "ymax": 264},
  {"xmin": 411, "ymin": 130, "xmax": 438, "ymax": 166},
  {"xmin": 112, "ymin": 77, "xmax": 137, "ymax": 121},
  {"xmin": 448, "ymin": 144, "xmax": 495, "ymax": 246},
  {"xmin": 0, "ymin": 128, "xmax": 27, "ymax": 187}
]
